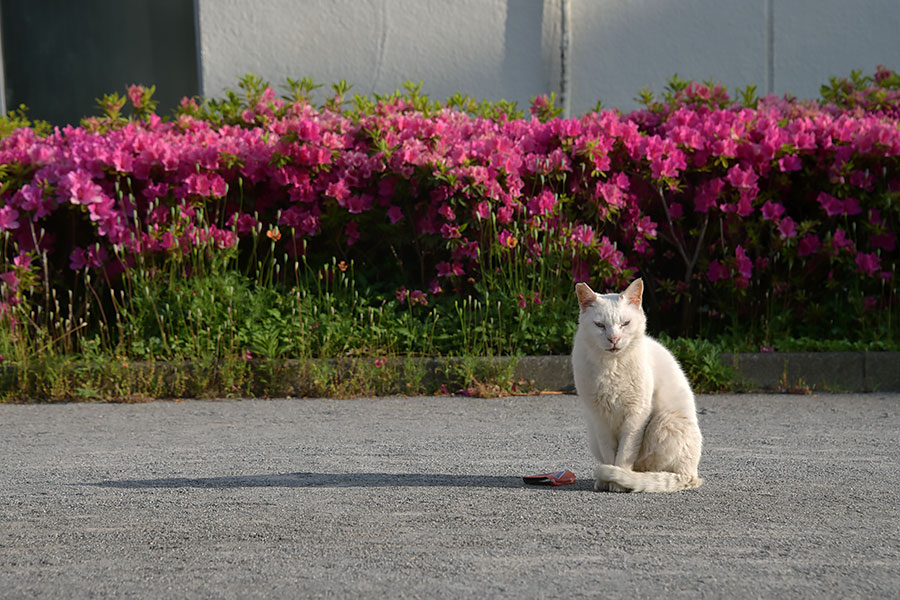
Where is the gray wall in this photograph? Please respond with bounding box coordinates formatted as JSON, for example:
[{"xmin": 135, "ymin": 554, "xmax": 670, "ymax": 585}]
[
  {"xmin": 0, "ymin": 0, "xmax": 198, "ymax": 126},
  {"xmin": 198, "ymin": 0, "xmax": 900, "ymax": 115}
]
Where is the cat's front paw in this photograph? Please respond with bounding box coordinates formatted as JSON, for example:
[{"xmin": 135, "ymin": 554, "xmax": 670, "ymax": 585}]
[{"xmin": 593, "ymin": 479, "xmax": 628, "ymax": 493}]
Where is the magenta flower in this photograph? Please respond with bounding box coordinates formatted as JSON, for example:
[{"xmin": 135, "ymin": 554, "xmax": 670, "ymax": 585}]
[
  {"xmin": 498, "ymin": 229, "xmax": 517, "ymax": 248},
  {"xmin": 570, "ymin": 259, "xmax": 591, "ymax": 282},
  {"xmin": 777, "ymin": 217, "xmax": 797, "ymax": 239},
  {"xmin": 735, "ymin": 245, "xmax": 753, "ymax": 280},
  {"xmin": 817, "ymin": 192, "xmax": 844, "ymax": 217},
  {"xmin": 438, "ymin": 203, "xmax": 456, "ymax": 221},
  {"xmin": 706, "ymin": 260, "xmax": 729, "ymax": 283},
  {"xmin": 436, "ymin": 261, "xmax": 464, "ymax": 277},
  {"xmin": 761, "ymin": 200, "xmax": 785, "ymax": 222},
  {"xmin": 778, "ymin": 154, "xmax": 802, "ymax": 172},
  {"xmin": 127, "ymin": 84, "xmax": 145, "ymax": 108},
  {"xmin": 726, "ymin": 164, "xmax": 758, "ymax": 189},
  {"xmin": 693, "ymin": 178, "xmax": 724, "ymax": 212},
  {"xmin": 571, "ymin": 224, "xmax": 595, "ymax": 247},
  {"xmin": 0, "ymin": 206, "xmax": 20, "ymax": 231},
  {"xmin": 842, "ymin": 197, "xmax": 862, "ymax": 216},
  {"xmin": 855, "ymin": 252, "xmax": 881, "ymax": 277},
  {"xmin": 0, "ymin": 271, "xmax": 18, "ymax": 292},
  {"xmin": 635, "ymin": 216, "xmax": 657, "ymax": 238},
  {"xmin": 344, "ymin": 221, "xmax": 360, "ymax": 246},
  {"xmin": 832, "ymin": 229, "xmax": 855, "ymax": 254},
  {"xmin": 474, "ymin": 201, "xmax": 491, "ymax": 220},
  {"xmin": 326, "ymin": 178, "xmax": 351, "ymax": 203},
  {"xmin": 410, "ymin": 289, "xmax": 428, "ymax": 306},
  {"xmin": 386, "ymin": 205, "xmax": 404, "ymax": 224},
  {"xmin": 797, "ymin": 235, "xmax": 821, "ymax": 257},
  {"xmin": 527, "ymin": 189, "xmax": 557, "ymax": 216},
  {"xmin": 871, "ymin": 232, "xmax": 896, "ymax": 252}
]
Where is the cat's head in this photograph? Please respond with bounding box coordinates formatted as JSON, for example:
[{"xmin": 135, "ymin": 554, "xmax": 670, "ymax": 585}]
[{"xmin": 575, "ymin": 279, "xmax": 646, "ymax": 354}]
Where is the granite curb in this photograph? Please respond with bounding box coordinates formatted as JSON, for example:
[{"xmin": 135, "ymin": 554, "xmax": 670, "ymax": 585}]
[{"xmin": 512, "ymin": 352, "xmax": 900, "ymax": 393}]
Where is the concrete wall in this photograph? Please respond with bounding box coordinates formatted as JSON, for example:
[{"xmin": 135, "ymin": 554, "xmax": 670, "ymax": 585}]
[
  {"xmin": 198, "ymin": 0, "xmax": 562, "ymax": 111},
  {"xmin": 198, "ymin": 0, "xmax": 900, "ymax": 115}
]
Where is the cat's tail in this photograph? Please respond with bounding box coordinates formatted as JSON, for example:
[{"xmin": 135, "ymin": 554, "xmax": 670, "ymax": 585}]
[{"xmin": 594, "ymin": 465, "xmax": 703, "ymax": 493}]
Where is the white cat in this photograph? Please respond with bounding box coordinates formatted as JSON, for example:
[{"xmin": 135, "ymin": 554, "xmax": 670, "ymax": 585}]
[{"xmin": 571, "ymin": 279, "xmax": 703, "ymax": 493}]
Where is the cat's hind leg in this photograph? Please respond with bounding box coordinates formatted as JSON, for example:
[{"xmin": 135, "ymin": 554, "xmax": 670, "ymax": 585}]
[{"xmin": 634, "ymin": 410, "xmax": 702, "ymax": 478}]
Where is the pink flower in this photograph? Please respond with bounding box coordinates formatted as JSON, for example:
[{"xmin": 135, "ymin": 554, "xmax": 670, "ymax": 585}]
[
  {"xmin": 570, "ymin": 259, "xmax": 591, "ymax": 282},
  {"xmin": 209, "ymin": 175, "xmax": 227, "ymax": 197},
  {"xmin": 527, "ymin": 189, "xmax": 557, "ymax": 216},
  {"xmin": 127, "ymin": 84, "xmax": 145, "ymax": 108},
  {"xmin": 474, "ymin": 201, "xmax": 491, "ymax": 220},
  {"xmin": 344, "ymin": 221, "xmax": 360, "ymax": 246},
  {"xmin": 436, "ymin": 262, "xmax": 464, "ymax": 277},
  {"xmin": 777, "ymin": 217, "xmax": 797, "ymax": 239},
  {"xmin": 778, "ymin": 154, "xmax": 802, "ymax": 172},
  {"xmin": 0, "ymin": 206, "xmax": 20, "ymax": 231},
  {"xmin": 797, "ymin": 234, "xmax": 821, "ymax": 257},
  {"xmin": 326, "ymin": 178, "xmax": 351, "ymax": 203},
  {"xmin": 410, "ymin": 290, "xmax": 428, "ymax": 306},
  {"xmin": 871, "ymin": 232, "xmax": 896, "ymax": 252},
  {"xmin": 694, "ymin": 178, "xmax": 724, "ymax": 213},
  {"xmin": 395, "ymin": 286, "xmax": 408, "ymax": 304},
  {"xmin": 817, "ymin": 192, "xmax": 844, "ymax": 217},
  {"xmin": 726, "ymin": 164, "xmax": 758, "ymax": 189},
  {"xmin": 571, "ymin": 224, "xmax": 595, "ymax": 247},
  {"xmin": 429, "ymin": 279, "xmax": 443, "ymax": 295},
  {"xmin": 438, "ymin": 203, "xmax": 456, "ymax": 221},
  {"xmin": 518, "ymin": 294, "xmax": 527, "ymax": 308},
  {"xmin": 842, "ymin": 197, "xmax": 862, "ymax": 216},
  {"xmin": 668, "ymin": 202, "xmax": 683, "ymax": 219},
  {"xmin": 453, "ymin": 239, "xmax": 479, "ymax": 260},
  {"xmin": 761, "ymin": 200, "xmax": 785, "ymax": 222},
  {"xmin": 343, "ymin": 194, "xmax": 374, "ymax": 214},
  {"xmin": 706, "ymin": 260, "xmax": 729, "ymax": 283},
  {"xmin": 832, "ymin": 229, "xmax": 855, "ymax": 254},
  {"xmin": 227, "ymin": 212, "xmax": 258, "ymax": 235},
  {"xmin": 12, "ymin": 252, "xmax": 31, "ymax": 269},
  {"xmin": 635, "ymin": 216, "xmax": 657, "ymax": 238},
  {"xmin": 440, "ymin": 224, "xmax": 461, "ymax": 239},
  {"xmin": 374, "ymin": 358, "xmax": 387, "ymax": 368},
  {"xmin": 0, "ymin": 271, "xmax": 18, "ymax": 292},
  {"xmin": 735, "ymin": 245, "xmax": 753, "ymax": 280},
  {"xmin": 386, "ymin": 205, "xmax": 404, "ymax": 224},
  {"xmin": 498, "ymin": 230, "xmax": 518, "ymax": 248},
  {"xmin": 855, "ymin": 252, "xmax": 881, "ymax": 277}
]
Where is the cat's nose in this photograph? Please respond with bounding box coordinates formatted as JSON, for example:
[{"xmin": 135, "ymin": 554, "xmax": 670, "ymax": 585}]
[{"xmin": 608, "ymin": 335, "xmax": 620, "ymax": 346}]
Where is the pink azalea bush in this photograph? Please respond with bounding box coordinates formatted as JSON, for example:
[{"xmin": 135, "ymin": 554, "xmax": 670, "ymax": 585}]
[{"xmin": 0, "ymin": 69, "xmax": 898, "ymax": 353}]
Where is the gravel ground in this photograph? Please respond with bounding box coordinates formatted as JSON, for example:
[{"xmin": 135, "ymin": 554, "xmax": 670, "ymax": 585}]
[{"xmin": 1, "ymin": 393, "xmax": 899, "ymax": 599}]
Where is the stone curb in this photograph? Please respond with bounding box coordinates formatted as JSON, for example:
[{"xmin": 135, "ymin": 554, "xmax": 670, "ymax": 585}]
[
  {"xmin": 512, "ymin": 352, "xmax": 900, "ymax": 393},
  {"xmin": 2, "ymin": 352, "xmax": 897, "ymax": 398}
]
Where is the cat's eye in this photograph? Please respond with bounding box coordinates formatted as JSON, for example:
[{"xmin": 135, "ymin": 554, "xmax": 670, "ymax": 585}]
[
  {"xmin": 594, "ymin": 322, "xmax": 606, "ymax": 330},
  {"xmin": 622, "ymin": 321, "xmax": 631, "ymax": 327}
]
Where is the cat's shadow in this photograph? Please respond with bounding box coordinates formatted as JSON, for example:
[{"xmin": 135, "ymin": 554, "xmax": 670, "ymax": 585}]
[{"xmin": 83, "ymin": 471, "xmax": 594, "ymax": 491}]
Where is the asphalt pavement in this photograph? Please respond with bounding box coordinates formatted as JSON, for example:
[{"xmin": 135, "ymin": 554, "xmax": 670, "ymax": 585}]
[{"xmin": 2, "ymin": 393, "xmax": 899, "ymax": 599}]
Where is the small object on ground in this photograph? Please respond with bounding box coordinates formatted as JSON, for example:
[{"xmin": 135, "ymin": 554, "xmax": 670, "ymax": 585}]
[{"xmin": 523, "ymin": 470, "xmax": 576, "ymax": 486}]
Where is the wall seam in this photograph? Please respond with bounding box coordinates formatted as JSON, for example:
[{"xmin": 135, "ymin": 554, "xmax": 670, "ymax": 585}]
[{"xmin": 765, "ymin": 0, "xmax": 774, "ymax": 95}]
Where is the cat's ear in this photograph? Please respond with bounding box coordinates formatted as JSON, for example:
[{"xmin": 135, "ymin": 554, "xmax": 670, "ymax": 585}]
[
  {"xmin": 622, "ymin": 278, "xmax": 643, "ymax": 308},
  {"xmin": 575, "ymin": 282, "xmax": 597, "ymax": 311}
]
